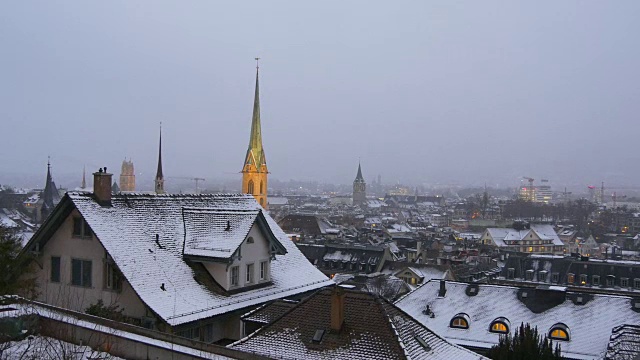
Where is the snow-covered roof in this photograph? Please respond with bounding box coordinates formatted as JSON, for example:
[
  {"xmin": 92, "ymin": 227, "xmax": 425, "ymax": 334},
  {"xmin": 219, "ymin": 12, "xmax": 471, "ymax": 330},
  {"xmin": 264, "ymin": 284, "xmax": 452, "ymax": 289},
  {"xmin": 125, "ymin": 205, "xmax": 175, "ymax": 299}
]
[
  {"xmin": 182, "ymin": 208, "xmax": 261, "ymax": 259},
  {"xmin": 486, "ymin": 225, "xmax": 563, "ymax": 246},
  {"xmin": 396, "ymin": 280, "xmax": 640, "ymax": 360},
  {"xmin": 230, "ymin": 288, "xmax": 487, "ymax": 360},
  {"xmin": 35, "ymin": 192, "xmax": 332, "ymax": 326}
]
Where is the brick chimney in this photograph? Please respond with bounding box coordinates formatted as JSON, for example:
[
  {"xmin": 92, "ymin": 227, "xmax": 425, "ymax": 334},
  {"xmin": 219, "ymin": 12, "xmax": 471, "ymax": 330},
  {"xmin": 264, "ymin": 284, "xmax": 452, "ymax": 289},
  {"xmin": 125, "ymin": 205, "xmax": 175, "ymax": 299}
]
[
  {"xmin": 330, "ymin": 286, "xmax": 346, "ymax": 332},
  {"xmin": 93, "ymin": 167, "xmax": 112, "ymax": 206}
]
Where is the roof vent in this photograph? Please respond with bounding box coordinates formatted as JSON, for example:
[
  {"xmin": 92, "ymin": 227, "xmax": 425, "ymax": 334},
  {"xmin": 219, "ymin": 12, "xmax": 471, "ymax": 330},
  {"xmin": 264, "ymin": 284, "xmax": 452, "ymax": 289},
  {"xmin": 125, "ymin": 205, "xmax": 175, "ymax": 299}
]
[
  {"xmin": 414, "ymin": 335, "xmax": 432, "ymax": 351},
  {"xmin": 312, "ymin": 329, "xmax": 325, "ymax": 343},
  {"xmin": 225, "ymin": 220, "xmax": 231, "ymax": 232}
]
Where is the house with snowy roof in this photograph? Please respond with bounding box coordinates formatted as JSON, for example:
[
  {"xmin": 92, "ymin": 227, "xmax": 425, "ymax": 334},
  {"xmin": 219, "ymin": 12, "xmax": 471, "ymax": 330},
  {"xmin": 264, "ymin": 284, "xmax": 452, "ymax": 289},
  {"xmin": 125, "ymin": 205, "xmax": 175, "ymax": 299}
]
[
  {"xmin": 395, "ymin": 279, "xmax": 640, "ymax": 359},
  {"xmin": 20, "ymin": 169, "xmax": 332, "ymax": 343},
  {"xmin": 480, "ymin": 224, "xmax": 565, "ymax": 255},
  {"xmin": 230, "ymin": 286, "xmax": 488, "ymax": 360}
]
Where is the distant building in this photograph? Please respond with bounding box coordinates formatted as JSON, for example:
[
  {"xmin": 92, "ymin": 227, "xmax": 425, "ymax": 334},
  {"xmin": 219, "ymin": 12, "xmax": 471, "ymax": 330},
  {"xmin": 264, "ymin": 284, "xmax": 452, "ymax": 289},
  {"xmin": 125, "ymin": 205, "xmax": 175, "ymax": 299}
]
[
  {"xmin": 352, "ymin": 162, "xmax": 366, "ymax": 206},
  {"xmin": 119, "ymin": 159, "xmax": 135, "ymax": 192},
  {"xmin": 241, "ymin": 63, "xmax": 268, "ymax": 209},
  {"xmin": 481, "ymin": 224, "xmax": 565, "ymax": 255},
  {"xmin": 38, "ymin": 160, "xmax": 61, "ymax": 222}
]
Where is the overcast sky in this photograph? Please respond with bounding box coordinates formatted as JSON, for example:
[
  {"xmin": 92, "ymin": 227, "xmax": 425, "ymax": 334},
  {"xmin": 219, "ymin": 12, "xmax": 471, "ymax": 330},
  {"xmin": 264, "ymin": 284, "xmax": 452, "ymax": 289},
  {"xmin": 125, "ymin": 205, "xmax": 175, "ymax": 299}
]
[{"xmin": 1, "ymin": 1, "xmax": 639, "ymax": 190}]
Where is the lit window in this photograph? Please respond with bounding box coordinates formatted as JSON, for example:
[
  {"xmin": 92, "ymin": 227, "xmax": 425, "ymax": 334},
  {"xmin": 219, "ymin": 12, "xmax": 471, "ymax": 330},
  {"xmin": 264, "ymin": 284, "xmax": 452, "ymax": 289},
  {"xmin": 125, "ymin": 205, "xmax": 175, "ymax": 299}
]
[
  {"xmin": 549, "ymin": 324, "xmax": 570, "ymax": 341},
  {"xmin": 490, "ymin": 318, "xmax": 510, "ymax": 334},
  {"xmin": 567, "ymin": 273, "xmax": 575, "ymax": 284},
  {"xmin": 579, "ymin": 274, "xmax": 587, "ymax": 285},
  {"xmin": 450, "ymin": 313, "xmax": 469, "ymax": 329},
  {"xmin": 230, "ymin": 266, "xmax": 239, "ymax": 287}
]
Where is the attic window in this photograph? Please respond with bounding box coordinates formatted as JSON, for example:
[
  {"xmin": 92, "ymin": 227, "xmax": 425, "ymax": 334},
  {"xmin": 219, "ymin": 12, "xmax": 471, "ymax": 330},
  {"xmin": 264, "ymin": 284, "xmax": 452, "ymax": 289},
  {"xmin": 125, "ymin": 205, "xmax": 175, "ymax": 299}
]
[
  {"xmin": 312, "ymin": 329, "xmax": 325, "ymax": 343},
  {"xmin": 450, "ymin": 313, "xmax": 469, "ymax": 329},
  {"xmin": 489, "ymin": 317, "xmax": 510, "ymax": 334},
  {"xmin": 72, "ymin": 218, "xmax": 92, "ymax": 239},
  {"xmin": 549, "ymin": 323, "xmax": 570, "ymax": 341},
  {"xmin": 247, "ymin": 237, "xmax": 254, "ymax": 244}
]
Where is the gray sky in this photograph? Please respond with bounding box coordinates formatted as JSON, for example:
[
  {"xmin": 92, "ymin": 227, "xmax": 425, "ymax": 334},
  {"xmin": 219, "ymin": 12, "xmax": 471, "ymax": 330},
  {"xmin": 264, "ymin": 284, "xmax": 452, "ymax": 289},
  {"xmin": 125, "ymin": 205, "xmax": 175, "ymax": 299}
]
[{"xmin": 1, "ymin": 1, "xmax": 639, "ymax": 190}]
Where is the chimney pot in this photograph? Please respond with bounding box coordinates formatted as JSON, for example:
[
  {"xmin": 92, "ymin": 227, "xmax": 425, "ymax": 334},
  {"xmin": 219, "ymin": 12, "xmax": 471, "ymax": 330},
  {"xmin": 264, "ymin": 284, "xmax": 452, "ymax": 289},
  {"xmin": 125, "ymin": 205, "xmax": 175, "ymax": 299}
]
[
  {"xmin": 330, "ymin": 286, "xmax": 345, "ymax": 332},
  {"xmin": 93, "ymin": 168, "xmax": 112, "ymax": 206}
]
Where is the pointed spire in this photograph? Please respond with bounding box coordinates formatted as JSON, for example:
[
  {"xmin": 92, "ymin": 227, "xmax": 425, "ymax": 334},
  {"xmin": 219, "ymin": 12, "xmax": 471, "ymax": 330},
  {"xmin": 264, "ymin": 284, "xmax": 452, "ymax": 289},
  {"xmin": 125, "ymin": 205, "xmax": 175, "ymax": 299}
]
[
  {"xmin": 244, "ymin": 58, "xmax": 266, "ymax": 170},
  {"xmin": 81, "ymin": 165, "xmax": 86, "ymax": 189},
  {"xmin": 41, "ymin": 157, "xmax": 60, "ymax": 220},
  {"xmin": 355, "ymin": 161, "xmax": 364, "ymax": 181},
  {"xmin": 155, "ymin": 123, "xmax": 165, "ymax": 194}
]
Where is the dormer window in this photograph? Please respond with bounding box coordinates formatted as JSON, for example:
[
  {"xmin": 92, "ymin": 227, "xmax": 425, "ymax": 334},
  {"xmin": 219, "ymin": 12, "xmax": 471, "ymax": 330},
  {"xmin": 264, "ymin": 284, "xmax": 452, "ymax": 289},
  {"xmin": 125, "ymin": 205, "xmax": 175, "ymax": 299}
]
[
  {"xmin": 549, "ymin": 323, "xmax": 570, "ymax": 341},
  {"xmin": 450, "ymin": 313, "xmax": 470, "ymax": 329},
  {"xmin": 489, "ymin": 317, "xmax": 510, "ymax": 334},
  {"xmin": 246, "ymin": 263, "xmax": 254, "ymax": 284}
]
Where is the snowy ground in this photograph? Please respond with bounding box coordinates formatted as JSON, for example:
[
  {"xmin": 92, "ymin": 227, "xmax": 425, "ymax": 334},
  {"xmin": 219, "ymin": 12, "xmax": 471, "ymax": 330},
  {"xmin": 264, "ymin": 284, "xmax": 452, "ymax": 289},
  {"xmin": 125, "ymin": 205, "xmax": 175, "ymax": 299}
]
[{"xmin": 0, "ymin": 336, "xmax": 124, "ymax": 360}]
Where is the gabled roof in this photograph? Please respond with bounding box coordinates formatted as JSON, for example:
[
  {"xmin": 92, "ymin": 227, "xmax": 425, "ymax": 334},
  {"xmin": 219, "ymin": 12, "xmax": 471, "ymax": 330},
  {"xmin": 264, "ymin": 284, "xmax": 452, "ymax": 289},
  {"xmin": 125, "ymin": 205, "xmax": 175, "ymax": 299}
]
[
  {"xmin": 486, "ymin": 224, "xmax": 563, "ymax": 246},
  {"xmin": 182, "ymin": 208, "xmax": 286, "ymax": 261},
  {"xmin": 230, "ymin": 288, "xmax": 486, "ymax": 360},
  {"xmin": 24, "ymin": 192, "xmax": 332, "ymax": 326}
]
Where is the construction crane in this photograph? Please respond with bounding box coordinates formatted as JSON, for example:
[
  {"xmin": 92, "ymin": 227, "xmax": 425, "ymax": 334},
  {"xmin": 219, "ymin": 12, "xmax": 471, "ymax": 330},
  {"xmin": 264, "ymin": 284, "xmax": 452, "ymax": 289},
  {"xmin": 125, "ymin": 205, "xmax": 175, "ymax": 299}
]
[
  {"xmin": 168, "ymin": 177, "xmax": 206, "ymax": 194},
  {"xmin": 612, "ymin": 192, "xmax": 627, "ymax": 209}
]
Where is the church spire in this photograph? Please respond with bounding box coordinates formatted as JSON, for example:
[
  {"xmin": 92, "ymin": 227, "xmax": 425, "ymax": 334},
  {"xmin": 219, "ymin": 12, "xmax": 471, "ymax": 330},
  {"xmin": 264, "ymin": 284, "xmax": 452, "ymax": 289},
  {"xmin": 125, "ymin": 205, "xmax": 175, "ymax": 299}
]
[
  {"xmin": 356, "ymin": 161, "xmax": 364, "ymax": 181},
  {"xmin": 155, "ymin": 123, "xmax": 165, "ymax": 194},
  {"xmin": 41, "ymin": 157, "xmax": 60, "ymax": 221},
  {"xmin": 242, "ymin": 59, "xmax": 268, "ymax": 209},
  {"xmin": 244, "ymin": 58, "xmax": 266, "ymax": 170}
]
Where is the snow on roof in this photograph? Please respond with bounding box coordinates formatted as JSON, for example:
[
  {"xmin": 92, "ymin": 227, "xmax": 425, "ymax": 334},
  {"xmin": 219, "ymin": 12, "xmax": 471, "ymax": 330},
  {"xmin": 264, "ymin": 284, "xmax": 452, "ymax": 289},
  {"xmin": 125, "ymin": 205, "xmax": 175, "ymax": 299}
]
[
  {"xmin": 396, "ymin": 280, "xmax": 640, "ymax": 359},
  {"xmin": 67, "ymin": 192, "xmax": 333, "ymax": 326},
  {"xmin": 486, "ymin": 225, "xmax": 563, "ymax": 246},
  {"xmin": 182, "ymin": 208, "xmax": 259, "ymax": 259},
  {"xmin": 0, "ymin": 213, "xmax": 18, "ymax": 228}
]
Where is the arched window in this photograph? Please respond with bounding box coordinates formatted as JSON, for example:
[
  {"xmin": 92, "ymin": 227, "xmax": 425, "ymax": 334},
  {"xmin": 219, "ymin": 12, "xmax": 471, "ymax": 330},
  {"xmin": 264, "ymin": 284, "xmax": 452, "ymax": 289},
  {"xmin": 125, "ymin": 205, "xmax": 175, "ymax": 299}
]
[
  {"xmin": 549, "ymin": 323, "xmax": 570, "ymax": 341},
  {"xmin": 450, "ymin": 313, "xmax": 470, "ymax": 329},
  {"xmin": 260, "ymin": 181, "xmax": 264, "ymax": 194},
  {"xmin": 247, "ymin": 180, "xmax": 254, "ymax": 194},
  {"xmin": 489, "ymin": 317, "xmax": 510, "ymax": 334},
  {"xmin": 246, "ymin": 237, "xmax": 254, "ymax": 244},
  {"xmin": 260, "ymin": 198, "xmax": 264, "ymax": 206}
]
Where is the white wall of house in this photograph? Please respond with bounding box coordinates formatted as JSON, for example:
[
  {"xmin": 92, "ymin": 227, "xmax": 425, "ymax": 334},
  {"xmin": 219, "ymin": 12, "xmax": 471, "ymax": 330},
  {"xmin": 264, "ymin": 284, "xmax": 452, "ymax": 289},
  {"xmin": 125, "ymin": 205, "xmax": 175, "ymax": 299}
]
[
  {"xmin": 34, "ymin": 209, "xmax": 148, "ymax": 319},
  {"xmin": 204, "ymin": 222, "xmax": 272, "ymax": 291}
]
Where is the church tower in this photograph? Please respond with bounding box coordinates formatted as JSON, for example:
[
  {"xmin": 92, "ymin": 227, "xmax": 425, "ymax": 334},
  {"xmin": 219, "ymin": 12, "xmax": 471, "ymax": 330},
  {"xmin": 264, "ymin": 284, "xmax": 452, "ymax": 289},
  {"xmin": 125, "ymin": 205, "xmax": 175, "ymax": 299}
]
[
  {"xmin": 242, "ymin": 59, "xmax": 268, "ymax": 208},
  {"xmin": 352, "ymin": 162, "xmax": 366, "ymax": 206},
  {"xmin": 120, "ymin": 158, "xmax": 135, "ymax": 192},
  {"xmin": 155, "ymin": 125, "xmax": 165, "ymax": 194}
]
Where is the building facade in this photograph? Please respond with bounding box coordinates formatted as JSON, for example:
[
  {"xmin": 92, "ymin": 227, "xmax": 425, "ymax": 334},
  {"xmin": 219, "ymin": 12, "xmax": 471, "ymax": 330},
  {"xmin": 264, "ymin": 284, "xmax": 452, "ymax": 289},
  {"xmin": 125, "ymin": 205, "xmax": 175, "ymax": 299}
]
[{"xmin": 119, "ymin": 159, "xmax": 135, "ymax": 192}]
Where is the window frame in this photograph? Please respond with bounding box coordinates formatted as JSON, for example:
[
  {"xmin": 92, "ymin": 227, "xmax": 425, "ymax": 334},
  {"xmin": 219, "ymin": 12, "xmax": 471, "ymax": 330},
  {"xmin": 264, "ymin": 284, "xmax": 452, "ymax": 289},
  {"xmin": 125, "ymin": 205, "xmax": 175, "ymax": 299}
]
[
  {"xmin": 260, "ymin": 261, "xmax": 268, "ymax": 281},
  {"xmin": 489, "ymin": 317, "xmax": 510, "ymax": 334},
  {"xmin": 72, "ymin": 217, "xmax": 92, "ymax": 239},
  {"xmin": 246, "ymin": 236, "xmax": 254, "ymax": 244},
  {"xmin": 230, "ymin": 266, "xmax": 239, "ymax": 287},
  {"xmin": 634, "ymin": 278, "xmax": 640, "ymax": 289},
  {"xmin": 246, "ymin": 263, "xmax": 254, "ymax": 284},
  {"xmin": 449, "ymin": 313, "xmax": 470, "ymax": 329},
  {"xmin": 104, "ymin": 261, "xmax": 123, "ymax": 292},
  {"xmin": 71, "ymin": 258, "xmax": 92, "ymax": 288},
  {"xmin": 50, "ymin": 256, "xmax": 61, "ymax": 283},
  {"xmin": 549, "ymin": 323, "xmax": 570, "ymax": 341},
  {"xmin": 621, "ymin": 277, "xmax": 629, "ymax": 288},
  {"xmin": 593, "ymin": 275, "xmax": 600, "ymax": 286}
]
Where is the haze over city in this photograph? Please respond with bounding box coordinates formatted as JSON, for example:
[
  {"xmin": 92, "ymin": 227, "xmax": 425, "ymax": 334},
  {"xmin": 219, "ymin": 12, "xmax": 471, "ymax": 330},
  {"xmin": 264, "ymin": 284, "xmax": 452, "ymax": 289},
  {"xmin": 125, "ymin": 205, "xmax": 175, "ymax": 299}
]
[{"xmin": 2, "ymin": 1, "xmax": 639, "ymax": 190}]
